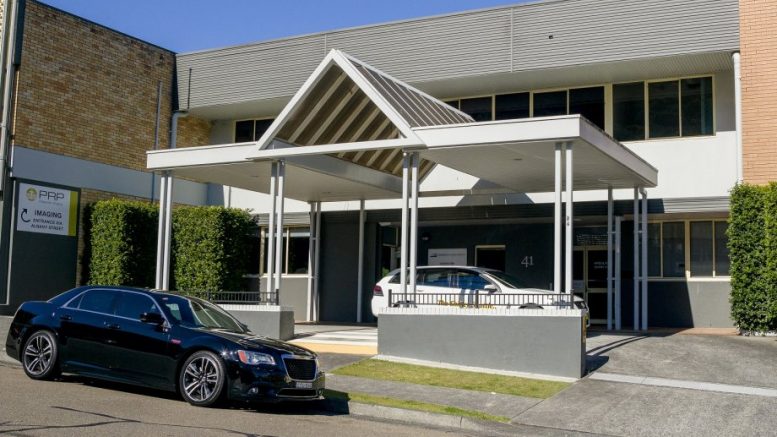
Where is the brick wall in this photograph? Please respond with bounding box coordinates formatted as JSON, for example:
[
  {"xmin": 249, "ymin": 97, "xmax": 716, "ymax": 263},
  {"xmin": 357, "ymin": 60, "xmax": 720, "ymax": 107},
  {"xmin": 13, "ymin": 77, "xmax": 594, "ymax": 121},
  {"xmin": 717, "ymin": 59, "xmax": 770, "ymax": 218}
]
[
  {"xmin": 12, "ymin": 0, "xmax": 176, "ymax": 173},
  {"xmin": 740, "ymin": 0, "xmax": 777, "ymax": 184},
  {"xmin": 176, "ymin": 116, "xmax": 212, "ymax": 148}
]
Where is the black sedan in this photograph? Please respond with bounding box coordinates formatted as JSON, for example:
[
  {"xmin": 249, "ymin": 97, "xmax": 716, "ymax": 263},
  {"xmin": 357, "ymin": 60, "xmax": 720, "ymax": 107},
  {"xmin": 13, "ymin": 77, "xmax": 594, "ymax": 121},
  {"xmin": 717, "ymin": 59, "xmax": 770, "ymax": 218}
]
[{"xmin": 4, "ymin": 286, "xmax": 325, "ymax": 407}]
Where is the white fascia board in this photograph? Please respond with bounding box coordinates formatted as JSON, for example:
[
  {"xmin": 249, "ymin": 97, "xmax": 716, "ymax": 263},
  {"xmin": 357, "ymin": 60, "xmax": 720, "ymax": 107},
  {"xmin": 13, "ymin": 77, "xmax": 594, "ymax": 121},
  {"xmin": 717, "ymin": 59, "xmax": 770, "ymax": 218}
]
[
  {"xmin": 578, "ymin": 119, "xmax": 658, "ymax": 188},
  {"xmin": 287, "ymin": 154, "xmax": 404, "ymax": 193},
  {"xmin": 147, "ymin": 143, "xmax": 257, "ymax": 170},
  {"xmin": 252, "ymin": 137, "xmax": 421, "ymax": 160},
  {"xmin": 331, "ymin": 50, "xmax": 420, "ymax": 143},
  {"xmin": 412, "ymin": 116, "xmax": 581, "ymax": 148},
  {"xmin": 255, "ymin": 50, "xmax": 341, "ymax": 150}
]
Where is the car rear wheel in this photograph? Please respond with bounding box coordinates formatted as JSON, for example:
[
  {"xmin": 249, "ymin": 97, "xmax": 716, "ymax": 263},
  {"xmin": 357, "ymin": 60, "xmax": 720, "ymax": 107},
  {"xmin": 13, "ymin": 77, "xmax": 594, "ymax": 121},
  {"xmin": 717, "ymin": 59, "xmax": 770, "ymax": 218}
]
[
  {"xmin": 22, "ymin": 330, "xmax": 60, "ymax": 380},
  {"xmin": 179, "ymin": 351, "xmax": 226, "ymax": 407}
]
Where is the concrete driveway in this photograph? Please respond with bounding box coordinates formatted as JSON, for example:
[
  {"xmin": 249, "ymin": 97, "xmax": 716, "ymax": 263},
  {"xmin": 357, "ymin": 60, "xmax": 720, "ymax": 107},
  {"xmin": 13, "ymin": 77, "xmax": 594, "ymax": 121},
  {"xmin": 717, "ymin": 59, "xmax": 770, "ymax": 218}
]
[{"xmin": 511, "ymin": 332, "xmax": 777, "ymax": 437}]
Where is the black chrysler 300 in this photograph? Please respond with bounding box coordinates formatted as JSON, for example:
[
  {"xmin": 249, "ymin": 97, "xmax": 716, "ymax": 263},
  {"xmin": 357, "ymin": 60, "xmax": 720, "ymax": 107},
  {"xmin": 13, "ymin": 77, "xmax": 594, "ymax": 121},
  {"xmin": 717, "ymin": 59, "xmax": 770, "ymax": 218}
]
[{"xmin": 5, "ymin": 286, "xmax": 325, "ymax": 407}]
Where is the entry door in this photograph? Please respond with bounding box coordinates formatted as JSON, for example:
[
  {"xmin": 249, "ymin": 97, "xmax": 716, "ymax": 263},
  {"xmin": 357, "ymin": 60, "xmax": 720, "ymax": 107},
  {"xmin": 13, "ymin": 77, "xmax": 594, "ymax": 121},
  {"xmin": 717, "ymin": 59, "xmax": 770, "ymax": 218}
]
[{"xmin": 573, "ymin": 246, "xmax": 608, "ymax": 324}]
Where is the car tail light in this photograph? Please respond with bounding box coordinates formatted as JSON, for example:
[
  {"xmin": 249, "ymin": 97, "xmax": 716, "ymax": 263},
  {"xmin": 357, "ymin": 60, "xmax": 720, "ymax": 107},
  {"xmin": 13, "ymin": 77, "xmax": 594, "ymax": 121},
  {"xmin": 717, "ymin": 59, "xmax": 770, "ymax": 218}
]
[{"xmin": 373, "ymin": 285, "xmax": 383, "ymax": 296}]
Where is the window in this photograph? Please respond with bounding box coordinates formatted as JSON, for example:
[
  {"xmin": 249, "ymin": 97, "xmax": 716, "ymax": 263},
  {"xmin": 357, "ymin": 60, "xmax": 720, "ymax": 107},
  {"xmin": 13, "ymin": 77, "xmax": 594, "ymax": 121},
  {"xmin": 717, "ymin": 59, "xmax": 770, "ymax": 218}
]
[
  {"xmin": 649, "ymin": 81, "xmax": 680, "ymax": 138},
  {"xmin": 454, "ymin": 270, "xmax": 490, "ymax": 290},
  {"xmin": 569, "ymin": 87, "xmax": 604, "ymax": 130},
  {"xmin": 459, "ymin": 97, "xmax": 492, "ymax": 122},
  {"xmin": 260, "ymin": 227, "xmax": 310, "ymax": 275},
  {"xmin": 234, "ymin": 118, "xmax": 274, "ymax": 142},
  {"xmin": 420, "ymin": 269, "xmax": 455, "ymax": 288},
  {"xmin": 647, "ymin": 223, "xmax": 661, "ymax": 277},
  {"xmin": 613, "ymin": 82, "xmax": 645, "ymax": 141},
  {"xmin": 681, "ymin": 77, "xmax": 713, "ymax": 137},
  {"xmin": 495, "ymin": 93, "xmax": 530, "ymax": 120},
  {"xmin": 79, "ymin": 290, "xmax": 118, "ymax": 314},
  {"xmin": 475, "ymin": 245, "xmax": 505, "ymax": 271},
  {"xmin": 662, "ymin": 222, "xmax": 686, "ymax": 278},
  {"xmin": 115, "ymin": 293, "xmax": 159, "ymax": 320},
  {"xmin": 690, "ymin": 220, "xmax": 729, "ymax": 277},
  {"xmin": 533, "ymin": 91, "xmax": 567, "ymax": 117}
]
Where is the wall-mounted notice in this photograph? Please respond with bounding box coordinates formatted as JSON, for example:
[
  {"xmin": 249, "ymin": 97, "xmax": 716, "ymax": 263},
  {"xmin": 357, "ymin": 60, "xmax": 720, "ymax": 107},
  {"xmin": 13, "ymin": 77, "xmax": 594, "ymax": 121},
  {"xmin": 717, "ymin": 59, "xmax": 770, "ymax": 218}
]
[
  {"xmin": 17, "ymin": 182, "xmax": 78, "ymax": 236},
  {"xmin": 428, "ymin": 248, "xmax": 467, "ymax": 266}
]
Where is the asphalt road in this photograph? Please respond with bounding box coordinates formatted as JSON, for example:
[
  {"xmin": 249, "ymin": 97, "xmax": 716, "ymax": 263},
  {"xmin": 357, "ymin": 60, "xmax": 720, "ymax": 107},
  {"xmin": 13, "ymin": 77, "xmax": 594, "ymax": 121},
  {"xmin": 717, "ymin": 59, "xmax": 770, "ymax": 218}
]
[{"xmin": 0, "ymin": 362, "xmax": 468, "ymax": 437}]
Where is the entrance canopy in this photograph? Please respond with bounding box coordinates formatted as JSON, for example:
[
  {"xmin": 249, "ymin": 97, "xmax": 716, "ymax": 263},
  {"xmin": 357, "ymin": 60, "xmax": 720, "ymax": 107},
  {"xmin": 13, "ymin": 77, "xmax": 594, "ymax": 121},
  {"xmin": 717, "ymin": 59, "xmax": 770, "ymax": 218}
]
[{"xmin": 148, "ymin": 49, "xmax": 657, "ymax": 201}]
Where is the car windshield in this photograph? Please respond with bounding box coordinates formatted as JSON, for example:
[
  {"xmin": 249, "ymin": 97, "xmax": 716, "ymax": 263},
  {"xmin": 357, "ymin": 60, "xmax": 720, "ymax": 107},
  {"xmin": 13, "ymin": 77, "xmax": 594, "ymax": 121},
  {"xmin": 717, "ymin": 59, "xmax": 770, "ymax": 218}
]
[
  {"xmin": 157, "ymin": 294, "xmax": 247, "ymax": 333},
  {"xmin": 486, "ymin": 271, "xmax": 527, "ymax": 289}
]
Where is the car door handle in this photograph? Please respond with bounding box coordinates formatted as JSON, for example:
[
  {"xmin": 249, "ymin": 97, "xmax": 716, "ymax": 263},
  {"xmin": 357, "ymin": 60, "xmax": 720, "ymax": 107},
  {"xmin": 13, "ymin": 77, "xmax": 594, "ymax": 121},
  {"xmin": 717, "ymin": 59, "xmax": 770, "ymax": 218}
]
[
  {"xmin": 59, "ymin": 315, "xmax": 72, "ymax": 321},
  {"xmin": 105, "ymin": 323, "xmax": 121, "ymax": 330}
]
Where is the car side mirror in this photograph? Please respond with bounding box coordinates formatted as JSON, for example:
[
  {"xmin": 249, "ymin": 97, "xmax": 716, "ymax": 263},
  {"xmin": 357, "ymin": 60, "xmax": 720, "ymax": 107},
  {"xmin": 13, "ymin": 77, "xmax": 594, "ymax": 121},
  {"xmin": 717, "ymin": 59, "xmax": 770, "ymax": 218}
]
[
  {"xmin": 483, "ymin": 284, "xmax": 498, "ymax": 293},
  {"xmin": 140, "ymin": 312, "xmax": 164, "ymax": 325}
]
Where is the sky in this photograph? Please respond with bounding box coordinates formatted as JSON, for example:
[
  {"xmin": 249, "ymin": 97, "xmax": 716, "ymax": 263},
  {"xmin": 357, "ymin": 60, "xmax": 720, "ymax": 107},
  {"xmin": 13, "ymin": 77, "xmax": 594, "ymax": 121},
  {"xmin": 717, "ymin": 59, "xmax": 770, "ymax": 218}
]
[{"xmin": 39, "ymin": 0, "xmax": 528, "ymax": 53}]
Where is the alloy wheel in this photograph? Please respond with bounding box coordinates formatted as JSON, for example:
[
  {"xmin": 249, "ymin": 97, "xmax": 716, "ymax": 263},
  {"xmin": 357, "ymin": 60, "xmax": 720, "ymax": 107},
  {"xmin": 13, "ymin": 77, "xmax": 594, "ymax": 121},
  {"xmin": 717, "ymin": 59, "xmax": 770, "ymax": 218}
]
[
  {"xmin": 23, "ymin": 332, "xmax": 54, "ymax": 377},
  {"xmin": 182, "ymin": 355, "xmax": 221, "ymax": 403}
]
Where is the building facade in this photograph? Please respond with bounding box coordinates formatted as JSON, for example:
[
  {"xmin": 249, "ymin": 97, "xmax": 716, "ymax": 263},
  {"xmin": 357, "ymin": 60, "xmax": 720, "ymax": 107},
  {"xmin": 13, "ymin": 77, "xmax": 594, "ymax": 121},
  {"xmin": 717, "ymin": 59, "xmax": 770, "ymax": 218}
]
[{"xmin": 1, "ymin": 0, "xmax": 775, "ymax": 328}]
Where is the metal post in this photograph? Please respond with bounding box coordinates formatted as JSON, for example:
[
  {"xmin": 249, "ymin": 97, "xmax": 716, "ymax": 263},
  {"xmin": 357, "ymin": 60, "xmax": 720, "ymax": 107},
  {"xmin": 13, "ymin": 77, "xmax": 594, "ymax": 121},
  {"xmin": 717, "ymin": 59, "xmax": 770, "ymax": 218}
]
[
  {"xmin": 615, "ymin": 216, "xmax": 622, "ymax": 330},
  {"xmin": 161, "ymin": 174, "xmax": 174, "ymax": 290},
  {"xmin": 633, "ymin": 187, "xmax": 639, "ymax": 331},
  {"xmin": 607, "ymin": 187, "xmax": 613, "ymax": 330},
  {"xmin": 154, "ymin": 173, "xmax": 168, "ymax": 289},
  {"xmin": 306, "ymin": 202, "xmax": 316, "ymax": 321},
  {"xmin": 266, "ymin": 162, "xmax": 277, "ymax": 297},
  {"xmin": 554, "ymin": 142, "xmax": 563, "ymax": 293},
  {"xmin": 733, "ymin": 52, "xmax": 743, "ymax": 183},
  {"xmin": 356, "ymin": 199, "xmax": 365, "ymax": 323},
  {"xmin": 400, "ymin": 152, "xmax": 410, "ymax": 297},
  {"xmin": 274, "ymin": 160, "xmax": 286, "ymax": 297},
  {"xmin": 313, "ymin": 201, "xmax": 322, "ymax": 321},
  {"xmin": 410, "ymin": 152, "xmax": 420, "ymax": 299},
  {"xmin": 564, "ymin": 143, "xmax": 574, "ymax": 295},
  {"xmin": 641, "ymin": 188, "xmax": 648, "ymax": 331}
]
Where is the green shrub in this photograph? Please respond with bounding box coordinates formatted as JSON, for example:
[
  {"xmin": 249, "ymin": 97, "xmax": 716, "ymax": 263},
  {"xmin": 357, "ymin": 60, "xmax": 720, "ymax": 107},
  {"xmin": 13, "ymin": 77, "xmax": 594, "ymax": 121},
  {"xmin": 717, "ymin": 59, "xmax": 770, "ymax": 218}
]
[
  {"xmin": 171, "ymin": 206, "xmax": 254, "ymax": 296},
  {"xmin": 88, "ymin": 199, "xmax": 158, "ymax": 287},
  {"xmin": 728, "ymin": 183, "xmax": 777, "ymax": 332}
]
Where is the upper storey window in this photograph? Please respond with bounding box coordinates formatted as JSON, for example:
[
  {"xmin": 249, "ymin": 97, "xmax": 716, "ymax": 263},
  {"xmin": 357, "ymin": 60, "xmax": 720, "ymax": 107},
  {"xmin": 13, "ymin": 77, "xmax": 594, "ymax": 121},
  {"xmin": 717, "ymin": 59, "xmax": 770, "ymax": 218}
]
[{"xmin": 234, "ymin": 119, "xmax": 274, "ymax": 142}]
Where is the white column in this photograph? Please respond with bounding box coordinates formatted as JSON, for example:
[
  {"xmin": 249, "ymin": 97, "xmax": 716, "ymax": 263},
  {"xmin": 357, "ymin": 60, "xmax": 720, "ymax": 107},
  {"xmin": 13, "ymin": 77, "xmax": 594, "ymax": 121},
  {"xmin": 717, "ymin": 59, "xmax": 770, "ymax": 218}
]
[
  {"xmin": 266, "ymin": 162, "xmax": 277, "ymax": 298},
  {"xmin": 161, "ymin": 173, "xmax": 174, "ymax": 290},
  {"xmin": 274, "ymin": 160, "xmax": 286, "ymax": 295},
  {"xmin": 615, "ymin": 216, "xmax": 622, "ymax": 330},
  {"xmin": 313, "ymin": 201, "xmax": 322, "ymax": 321},
  {"xmin": 409, "ymin": 152, "xmax": 420, "ymax": 299},
  {"xmin": 356, "ymin": 199, "xmax": 365, "ymax": 323},
  {"xmin": 733, "ymin": 52, "xmax": 743, "ymax": 183},
  {"xmin": 607, "ymin": 187, "xmax": 613, "ymax": 331},
  {"xmin": 155, "ymin": 173, "xmax": 168, "ymax": 289},
  {"xmin": 564, "ymin": 143, "xmax": 574, "ymax": 295},
  {"xmin": 633, "ymin": 187, "xmax": 639, "ymax": 331},
  {"xmin": 554, "ymin": 142, "xmax": 563, "ymax": 293},
  {"xmin": 306, "ymin": 202, "xmax": 316, "ymax": 321},
  {"xmin": 641, "ymin": 188, "xmax": 648, "ymax": 331},
  {"xmin": 400, "ymin": 152, "xmax": 410, "ymax": 297}
]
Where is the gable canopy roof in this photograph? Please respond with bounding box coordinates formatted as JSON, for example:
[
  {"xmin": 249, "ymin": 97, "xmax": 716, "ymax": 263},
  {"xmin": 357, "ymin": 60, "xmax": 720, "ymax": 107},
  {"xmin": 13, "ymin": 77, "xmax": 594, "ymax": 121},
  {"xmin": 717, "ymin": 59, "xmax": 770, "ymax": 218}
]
[{"xmin": 255, "ymin": 50, "xmax": 473, "ymax": 180}]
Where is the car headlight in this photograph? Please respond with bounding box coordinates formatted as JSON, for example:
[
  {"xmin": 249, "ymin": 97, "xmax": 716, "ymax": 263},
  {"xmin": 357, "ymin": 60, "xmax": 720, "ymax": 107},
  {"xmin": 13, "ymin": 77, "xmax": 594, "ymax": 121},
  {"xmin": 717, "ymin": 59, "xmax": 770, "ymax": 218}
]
[{"xmin": 237, "ymin": 350, "xmax": 275, "ymax": 366}]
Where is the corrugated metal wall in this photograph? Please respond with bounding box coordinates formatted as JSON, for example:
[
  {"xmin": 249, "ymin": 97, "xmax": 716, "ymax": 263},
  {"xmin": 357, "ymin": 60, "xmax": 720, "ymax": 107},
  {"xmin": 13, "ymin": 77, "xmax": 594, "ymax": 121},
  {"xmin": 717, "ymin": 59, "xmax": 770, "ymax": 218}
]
[{"xmin": 176, "ymin": 0, "xmax": 739, "ymax": 111}]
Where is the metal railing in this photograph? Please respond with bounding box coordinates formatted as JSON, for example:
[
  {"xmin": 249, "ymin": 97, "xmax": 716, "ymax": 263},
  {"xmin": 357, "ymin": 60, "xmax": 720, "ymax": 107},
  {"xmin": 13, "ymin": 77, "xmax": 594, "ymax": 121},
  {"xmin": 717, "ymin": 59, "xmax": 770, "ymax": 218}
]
[
  {"xmin": 199, "ymin": 290, "xmax": 279, "ymax": 305},
  {"xmin": 387, "ymin": 290, "xmax": 578, "ymax": 309}
]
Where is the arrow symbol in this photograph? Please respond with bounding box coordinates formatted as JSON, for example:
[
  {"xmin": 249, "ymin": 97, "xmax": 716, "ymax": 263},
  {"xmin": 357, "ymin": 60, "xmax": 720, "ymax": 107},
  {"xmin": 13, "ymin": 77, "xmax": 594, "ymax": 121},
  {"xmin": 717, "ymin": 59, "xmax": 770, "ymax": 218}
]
[{"xmin": 20, "ymin": 208, "xmax": 30, "ymax": 223}]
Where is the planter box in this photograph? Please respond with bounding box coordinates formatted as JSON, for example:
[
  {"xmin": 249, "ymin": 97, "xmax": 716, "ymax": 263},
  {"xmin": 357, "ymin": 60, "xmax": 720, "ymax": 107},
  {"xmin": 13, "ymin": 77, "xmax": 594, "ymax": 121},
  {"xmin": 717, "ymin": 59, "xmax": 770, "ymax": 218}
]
[{"xmin": 219, "ymin": 305, "xmax": 295, "ymax": 340}]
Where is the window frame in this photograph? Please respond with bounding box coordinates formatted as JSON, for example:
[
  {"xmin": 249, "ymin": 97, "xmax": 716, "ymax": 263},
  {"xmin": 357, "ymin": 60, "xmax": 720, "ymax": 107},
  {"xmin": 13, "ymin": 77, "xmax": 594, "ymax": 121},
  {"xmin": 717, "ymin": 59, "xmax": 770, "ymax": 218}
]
[
  {"xmin": 647, "ymin": 218, "xmax": 729, "ymax": 281},
  {"xmin": 259, "ymin": 226, "xmax": 311, "ymax": 277},
  {"xmin": 640, "ymin": 75, "xmax": 716, "ymax": 141},
  {"xmin": 233, "ymin": 117, "xmax": 275, "ymax": 143}
]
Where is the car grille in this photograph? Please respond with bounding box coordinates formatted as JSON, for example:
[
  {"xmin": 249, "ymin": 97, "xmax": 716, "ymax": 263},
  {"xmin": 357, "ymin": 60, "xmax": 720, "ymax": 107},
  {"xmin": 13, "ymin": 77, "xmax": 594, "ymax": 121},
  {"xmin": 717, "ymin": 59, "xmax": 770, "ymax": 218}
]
[{"xmin": 283, "ymin": 357, "xmax": 317, "ymax": 381}]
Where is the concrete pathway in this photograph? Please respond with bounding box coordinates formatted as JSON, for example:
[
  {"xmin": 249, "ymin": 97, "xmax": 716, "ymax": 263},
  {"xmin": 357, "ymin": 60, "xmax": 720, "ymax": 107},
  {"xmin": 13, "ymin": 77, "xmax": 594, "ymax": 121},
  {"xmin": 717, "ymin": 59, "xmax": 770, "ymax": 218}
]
[{"xmin": 292, "ymin": 326, "xmax": 378, "ymax": 355}]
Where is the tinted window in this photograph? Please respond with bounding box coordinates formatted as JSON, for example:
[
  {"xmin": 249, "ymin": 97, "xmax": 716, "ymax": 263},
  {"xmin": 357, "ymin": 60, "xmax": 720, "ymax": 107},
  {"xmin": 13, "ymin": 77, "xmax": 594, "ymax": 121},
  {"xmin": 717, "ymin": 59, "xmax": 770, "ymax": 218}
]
[
  {"xmin": 79, "ymin": 290, "xmax": 118, "ymax": 314},
  {"xmin": 613, "ymin": 82, "xmax": 645, "ymax": 141},
  {"xmin": 495, "ymin": 93, "xmax": 530, "ymax": 120},
  {"xmin": 115, "ymin": 293, "xmax": 160, "ymax": 320},
  {"xmin": 681, "ymin": 77, "xmax": 713, "ymax": 137},
  {"xmin": 533, "ymin": 91, "xmax": 567, "ymax": 117},
  {"xmin": 455, "ymin": 271, "xmax": 490, "ymax": 290},
  {"xmin": 690, "ymin": 221, "xmax": 713, "ymax": 277},
  {"xmin": 460, "ymin": 97, "xmax": 492, "ymax": 122},
  {"xmin": 649, "ymin": 81, "xmax": 679, "ymax": 138},
  {"xmin": 569, "ymin": 86, "xmax": 604, "ymax": 130},
  {"xmin": 254, "ymin": 119, "xmax": 274, "ymax": 140},
  {"xmin": 420, "ymin": 269, "xmax": 454, "ymax": 288},
  {"xmin": 65, "ymin": 292, "xmax": 85, "ymax": 309},
  {"xmin": 662, "ymin": 222, "xmax": 685, "ymax": 277},
  {"xmin": 235, "ymin": 120, "xmax": 254, "ymax": 142},
  {"xmin": 715, "ymin": 221, "xmax": 730, "ymax": 276}
]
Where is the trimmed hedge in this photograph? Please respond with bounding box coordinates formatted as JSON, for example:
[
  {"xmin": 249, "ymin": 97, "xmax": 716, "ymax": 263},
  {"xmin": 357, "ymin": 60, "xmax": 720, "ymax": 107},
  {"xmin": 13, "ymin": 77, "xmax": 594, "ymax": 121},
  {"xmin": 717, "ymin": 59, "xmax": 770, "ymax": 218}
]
[
  {"xmin": 171, "ymin": 206, "xmax": 254, "ymax": 296},
  {"xmin": 87, "ymin": 200, "xmax": 255, "ymax": 295},
  {"xmin": 88, "ymin": 199, "xmax": 158, "ymax": 287},
  {"xmin": 729, "ymin": 184, "xmax": 777, "ymax": 332}
]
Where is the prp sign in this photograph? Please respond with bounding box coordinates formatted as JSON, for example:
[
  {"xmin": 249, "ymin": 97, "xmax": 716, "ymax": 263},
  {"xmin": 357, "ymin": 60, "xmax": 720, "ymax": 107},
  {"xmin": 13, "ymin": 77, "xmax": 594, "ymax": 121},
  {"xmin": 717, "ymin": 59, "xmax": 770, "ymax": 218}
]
[{"xmin": 17, "ymin": 182, "xmax": 78, "ymax": 236}]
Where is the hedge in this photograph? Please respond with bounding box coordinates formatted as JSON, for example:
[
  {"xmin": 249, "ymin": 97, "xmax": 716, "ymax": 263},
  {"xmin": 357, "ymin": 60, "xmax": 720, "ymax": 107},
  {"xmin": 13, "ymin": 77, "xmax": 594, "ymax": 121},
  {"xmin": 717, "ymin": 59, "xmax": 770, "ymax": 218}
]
[
  {"xmin": 728, "ymin": 183, "xmax": 777, "ymax": 332},
  {"xmin": 171, "ymin": 206, "xmax": 254, "ymax": 296},
  {"xmin": 87, "ymin": 199, "xmax": 158, "ymax": 288},
  {"xmin": 87, "ymin": 200, "xmax": 255, "ymax": 295}
]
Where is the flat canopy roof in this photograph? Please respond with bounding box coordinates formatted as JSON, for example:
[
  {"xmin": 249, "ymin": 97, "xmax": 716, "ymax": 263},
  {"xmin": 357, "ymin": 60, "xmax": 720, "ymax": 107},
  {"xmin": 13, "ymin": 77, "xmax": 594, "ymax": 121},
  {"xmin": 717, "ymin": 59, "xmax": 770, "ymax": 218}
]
[{"xmin": 147, "ymin": 50, "xmax": 657, "ymax": 202}]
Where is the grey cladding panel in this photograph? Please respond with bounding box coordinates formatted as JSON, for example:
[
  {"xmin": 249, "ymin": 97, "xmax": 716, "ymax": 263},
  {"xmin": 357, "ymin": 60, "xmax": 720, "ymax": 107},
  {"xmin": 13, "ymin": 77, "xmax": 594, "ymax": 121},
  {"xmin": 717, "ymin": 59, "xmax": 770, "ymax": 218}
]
[{"xmin": 512, "ymin": 0, "xmax": 739, "ymax": 71}]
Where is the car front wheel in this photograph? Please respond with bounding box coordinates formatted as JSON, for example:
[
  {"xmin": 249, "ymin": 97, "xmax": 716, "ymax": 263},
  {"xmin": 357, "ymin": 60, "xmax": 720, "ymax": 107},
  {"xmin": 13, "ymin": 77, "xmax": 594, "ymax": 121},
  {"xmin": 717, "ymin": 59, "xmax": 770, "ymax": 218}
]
[
  {"xmin": 179, "ymin": 350, "xmax": 226, "ymax": 407},
  {"xmin": 22, "ymin": 330, "xmax": 60, "ymax": 380}
]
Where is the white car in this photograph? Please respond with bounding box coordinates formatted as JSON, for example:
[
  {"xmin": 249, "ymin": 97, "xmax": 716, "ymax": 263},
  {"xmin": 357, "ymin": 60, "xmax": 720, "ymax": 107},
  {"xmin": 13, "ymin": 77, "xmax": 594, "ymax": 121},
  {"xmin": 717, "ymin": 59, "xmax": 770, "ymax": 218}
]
[{"xmin": 370, "ymin": 266, "xmax": 587, "ymax": 317}]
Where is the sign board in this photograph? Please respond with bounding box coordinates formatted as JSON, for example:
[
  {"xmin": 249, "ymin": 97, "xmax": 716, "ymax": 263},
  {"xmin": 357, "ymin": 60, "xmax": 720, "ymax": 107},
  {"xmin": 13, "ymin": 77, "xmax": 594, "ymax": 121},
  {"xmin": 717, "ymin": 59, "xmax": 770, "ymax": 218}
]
[
  {"xmin": 428, "ymin": 248, "xmax": 467, "ymax": 266},
  {"xmin": 16, "ymin": 182, "xmax": 78, "ymax": 236}
]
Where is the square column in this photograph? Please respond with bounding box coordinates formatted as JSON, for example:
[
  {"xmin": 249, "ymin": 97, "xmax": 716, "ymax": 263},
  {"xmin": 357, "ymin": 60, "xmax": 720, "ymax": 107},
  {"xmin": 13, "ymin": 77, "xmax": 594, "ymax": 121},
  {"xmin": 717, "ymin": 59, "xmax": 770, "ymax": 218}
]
[
  {"xmin": 641, "ymin": 188, "xmax": 648, "ymax": 331},
  {"xmin": 266, "ymin": 162, "xmax": 277, "ymax": 297},
  {"xmin": 633, "ymin": 187, "xmax": 639, "ymax": 331},
  {"xmin": 554, "ymin": 142, "xmax": 563, "ymax": 293},
  {"xmin": 399, "ymin": 152, "xmax": 410, "ymax": 297},
  {"xmin": 564, "ymin": 143, "xmax": 574, "ymax": 295},
  {"xmin": 274, "ymin": 160, "xmax": 286, "ymax": 297},
  {"xmin": 607, "ymin": 187, "xmax": 613, "ymax": 330},
  {"xmin": 409, "ymin": 152, "xmax": 420, "ymax": 298},
  {"xmin": 356, "ymin": 199, "xmax": 365, "ymax": 322}
]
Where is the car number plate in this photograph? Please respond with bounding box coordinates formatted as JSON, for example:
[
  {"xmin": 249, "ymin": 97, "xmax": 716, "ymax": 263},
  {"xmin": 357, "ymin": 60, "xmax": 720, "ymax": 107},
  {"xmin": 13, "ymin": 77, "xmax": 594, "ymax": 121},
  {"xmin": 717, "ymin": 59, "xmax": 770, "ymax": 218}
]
[{"xmin": 296, "ymin": 382, "xmax": 313, "ymax": 389}]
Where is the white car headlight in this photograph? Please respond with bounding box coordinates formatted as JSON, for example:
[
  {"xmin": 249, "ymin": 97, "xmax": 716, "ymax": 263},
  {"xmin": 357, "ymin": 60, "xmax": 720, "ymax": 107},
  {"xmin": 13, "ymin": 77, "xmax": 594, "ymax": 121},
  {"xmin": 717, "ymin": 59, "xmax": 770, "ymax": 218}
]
[{"xmin": 237, "ymin": 350, "xmax": 275, "ymax": 366}]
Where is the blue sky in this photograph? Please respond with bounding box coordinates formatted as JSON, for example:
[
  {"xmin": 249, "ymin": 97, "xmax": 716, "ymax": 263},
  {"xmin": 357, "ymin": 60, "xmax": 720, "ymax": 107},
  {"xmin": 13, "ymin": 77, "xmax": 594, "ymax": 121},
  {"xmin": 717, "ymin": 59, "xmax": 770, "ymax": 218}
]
[{"xmin": 40, "ymin": 0, "xmax": 527, "ymax": 53}]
